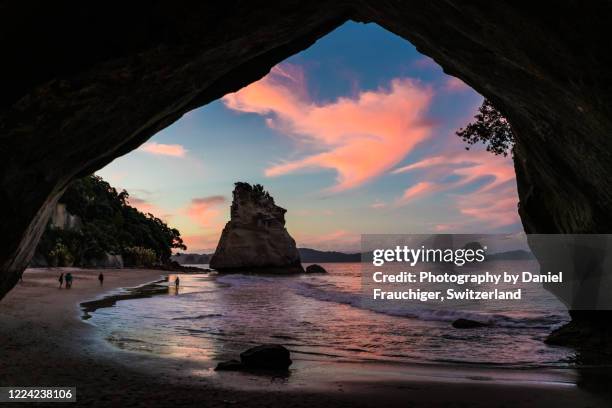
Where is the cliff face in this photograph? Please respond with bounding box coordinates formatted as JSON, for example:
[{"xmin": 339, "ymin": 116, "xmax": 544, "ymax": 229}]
[
  {"xmin": 210, "ymin": 183, "xmax": 303, "ymax": 273},
  {"xmin": 49, "ymin": 203, "xmax": 82, "ymax": 231}
]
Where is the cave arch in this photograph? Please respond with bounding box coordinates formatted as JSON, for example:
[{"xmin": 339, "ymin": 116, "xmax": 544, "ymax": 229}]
[{"xmin": 2, "ymin": 1, "xmax": 612, "ymax": 305}]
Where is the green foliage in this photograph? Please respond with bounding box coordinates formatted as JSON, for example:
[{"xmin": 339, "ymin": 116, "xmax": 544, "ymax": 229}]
[
  {"xmin": 37, "ymin": 175, "xmax": 186, "ymax": 266},
  {"xmin": 48, "ymin": 242, "xmax": 74, "ymax": 267},
  {"xmin": 235, "ymin": 182, "xmax": 273, "ymax": 202},
  {"xmin": 456, "ymin": 99, "xmax": 515, "ymax": 157},
  {"xmin": 123, "ymin": 246, "xmax": 157, "ymax": 267}
]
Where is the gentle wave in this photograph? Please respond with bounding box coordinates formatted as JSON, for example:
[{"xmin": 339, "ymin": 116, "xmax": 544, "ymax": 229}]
[
  {"xmin": 292, "ymin": 281, "xmax": 565, "ymax": 329},
  {"xmin": 172, "ymin": 313, "xmax": 223, "ymax": 320}
]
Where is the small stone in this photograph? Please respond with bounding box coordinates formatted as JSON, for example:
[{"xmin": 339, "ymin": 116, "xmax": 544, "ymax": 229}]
[
  {"xmin": 240, "ymin": 344, "xmax": 292, "ymax": 370},
  {"xmin": 214, "ymin": 359, "xmax": 244, "ymax": 371},
  {"xmin": 452, "ymin": 318, "xmax": 489, "ymax": 329}
]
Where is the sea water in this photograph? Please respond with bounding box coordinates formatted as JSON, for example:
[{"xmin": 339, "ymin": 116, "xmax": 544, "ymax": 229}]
[{"xmin": 85, "ymin": 261, "xmax": 575, "ymax": 369}]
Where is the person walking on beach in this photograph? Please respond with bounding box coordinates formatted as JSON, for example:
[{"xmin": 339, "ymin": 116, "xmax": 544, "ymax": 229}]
[
  {"xmin": 58, "ymin": 273, "xmax": 64, "ymax": 288},
  {"xmin": 175, "ymin": 276, "xmax": 180, "ymax": 288},
  {"xmin": 65, "ymin": 272, "xmax": 73, "ymax": 289},
  {"xmin": 98, "ymin": 272, "xmax": 104, "ymax": 286}
]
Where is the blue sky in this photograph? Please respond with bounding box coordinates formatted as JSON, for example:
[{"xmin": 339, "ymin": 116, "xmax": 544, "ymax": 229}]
[{"xmin": 98, "ymin": 22, "xmax": 520, "ymax": 253}]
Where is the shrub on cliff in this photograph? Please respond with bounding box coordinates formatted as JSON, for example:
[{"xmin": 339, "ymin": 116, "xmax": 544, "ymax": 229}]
[{"xmin": 456, "ymin": 99, "xmax": 514, "ymax": 156}]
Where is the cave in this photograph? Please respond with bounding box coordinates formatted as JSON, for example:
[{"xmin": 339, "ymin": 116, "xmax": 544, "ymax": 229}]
[{"xmin": 2, "ymin": 0, "xmax": 612, "ymax": 338}]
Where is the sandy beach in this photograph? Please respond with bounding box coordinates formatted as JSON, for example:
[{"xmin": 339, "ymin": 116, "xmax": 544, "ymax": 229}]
[{"xmin": 1, "ymin": 267, "xmax": 611, "ymax": 407}]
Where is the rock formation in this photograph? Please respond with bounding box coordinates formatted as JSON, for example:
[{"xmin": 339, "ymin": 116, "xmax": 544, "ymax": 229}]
[
  {"xmin": 305, "ymin": 264, "xmax": 328, "ymax": 274},
  {"xmin": 210, "ymin": 183, "xmax": 303, "ymax": 273}
]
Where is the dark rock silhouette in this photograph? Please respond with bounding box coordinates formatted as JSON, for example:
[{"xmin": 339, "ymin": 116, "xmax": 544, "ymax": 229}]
[
  {"xmin": 305, "ymin": 264, "xmax": 327, "ymax": 274},
  {"xmin": 214, "ymin": 359, "xmax": 243, "ymax": 371},
  {"xmin": 240, "ymin": 344, "xmax": 292, "ymax": 370},
  {"xmin": 216, "ymin": 344, "xmax": 292, "ymax": 371},
  {"xmin": 452, "ymin": 319, "xmax": 490, "ymax": 329},
  {"xmin": 210, "ymin": 183, "xmax": 303, "ymax": 273}
]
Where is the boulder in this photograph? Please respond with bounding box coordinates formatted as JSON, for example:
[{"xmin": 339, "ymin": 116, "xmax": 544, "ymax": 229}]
[
  {"xmin": 545, "ymin": 318, "xmax": 612, "ymax": 355},
  {"xmin": 305, "ymin": 264, "xmax": 327, "ymax": 274},
  {"xmin": 210, "ymin": 183, "xmax": 304, "ymax": 273},
  {"xmin": 452, "ymin": 318, "xmax": 490, "ymax": 329},
  {"xmin": 239, "ymin": 344, "xmax": 292, "ymax": 370},
  {"xmin": 214, "ymin": 359, "xmax": 244, "ymax": 371}
]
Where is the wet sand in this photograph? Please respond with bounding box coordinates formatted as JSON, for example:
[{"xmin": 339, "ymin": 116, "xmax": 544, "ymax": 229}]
[{"xmin": 0, "ymin": 267, "xmax": 611, "ymax": 407}]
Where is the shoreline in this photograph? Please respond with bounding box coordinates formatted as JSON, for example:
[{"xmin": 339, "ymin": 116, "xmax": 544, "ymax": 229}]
[{"xmin": 0, "ymin": 267, "xmax": 611, "ymax": 407}]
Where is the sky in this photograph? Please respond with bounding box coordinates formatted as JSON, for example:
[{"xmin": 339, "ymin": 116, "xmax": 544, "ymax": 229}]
[{"xmin": 98, "ymin": 21, "xmax": 521, "ymax": 253}]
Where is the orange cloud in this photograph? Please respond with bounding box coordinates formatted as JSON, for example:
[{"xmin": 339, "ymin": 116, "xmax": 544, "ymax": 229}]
[
  {"xmin": 222, "ymin": 63, "xmax": 435, "ymax": 192},
  {"xmin": 185, "ymin": 195, "xmax": 227, "ymax": 228},
  {"xmin": 139, "ymin": 142, "xmax": 187, "ymax": 157}
]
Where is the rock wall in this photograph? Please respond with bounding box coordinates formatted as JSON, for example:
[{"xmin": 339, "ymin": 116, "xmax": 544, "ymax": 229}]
[
  {"xmin": 50, "ymin": 203, "xmax": 83, "ymax": 231},
  {"xmin": 1, "ymin": 1, "xmax": 612, "ymax": 312},
  {"xmin": 210, "ymin": 183, "xmax": 303, "ymax": 273}
]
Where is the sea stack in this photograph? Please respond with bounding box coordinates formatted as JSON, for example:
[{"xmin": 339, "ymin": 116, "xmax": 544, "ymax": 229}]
[{"xmin": 210, "ymin": 182, "xmax": 304, "ymax": 273}]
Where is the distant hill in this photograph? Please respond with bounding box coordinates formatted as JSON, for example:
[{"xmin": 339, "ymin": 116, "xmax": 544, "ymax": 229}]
[
  {"xmin": 172, "ymin": 253, "xmax": 211, "ymax": 265},
  {"xmin": 486, "ymin": 249, "xmax": 535, "ymax": 261},
  {"xmin": 298, "ymin": 248, "xmax": 361, "ymax": 263},
  {"xmin": 173, "ymin": 248, "xmax": 363, "ymax": 265},
  {"xmin": 172, "ymin": 248, "xmax": 533, "ymax": 265}
]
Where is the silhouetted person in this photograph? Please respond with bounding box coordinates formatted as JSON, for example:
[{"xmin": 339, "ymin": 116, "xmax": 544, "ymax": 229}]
[
  {"xmin": 58, "ymin": 273, "xmax": 64, "ymax": 288},
  {"xmin": 175, "ymin": 276, "xmax": 180, "ymax": 288},
  {"xmin": 65, "ymin": 272, "xmax": 73, "ymax": 289},
  {"xmin": 98, "ymin": 273, "xmax": 104, "ymax": 286}
]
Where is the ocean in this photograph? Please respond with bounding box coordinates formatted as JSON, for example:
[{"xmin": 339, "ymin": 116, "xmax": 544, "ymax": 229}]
[{"xmin": 85, "ymin": 261, "xmax": 575, "ymax": 369}]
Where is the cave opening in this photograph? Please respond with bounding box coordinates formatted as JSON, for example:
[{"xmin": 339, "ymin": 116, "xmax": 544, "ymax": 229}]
[
  {"xmin": 3, "ymin": 5, "xmax": 612, "ymax": 400},
  {"xmin": 48, "ymin": 23, "xmax": 567, "ymax": 369},
  {"xmin": 89, "ymin": 21, "xmax": 520, "ymax": 257}
]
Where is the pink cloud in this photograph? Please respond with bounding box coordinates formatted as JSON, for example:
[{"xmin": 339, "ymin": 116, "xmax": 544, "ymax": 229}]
[
  {"xmin": 182, "ymin": 234, "xmax": 219, "ymax": 253},
  {"xmin": 222, "ymin": 63, "xmax": 435, "ymax": 192},
  {"xmin": 413, "ymin": 56, "xmax": 439, "ymax": 70},
  {"xmin": 399, "ymin": 181, "xmax": 439, "ymax": 202},
  {"xmin": 128, "ymin": 196, "xmax": 171, "ymax": 221},
  {"xmin": 139, "ymin": 142, "xmax": 187, "ymax": 157},
  {"xmin": 370, "ymin": 200, "xmax": 387, "ymax": 209},
  {"xmin": 434, "ymin": 224, "xmax": 454, "ymax": 232},
  {"xmin": 392, "ymin": 148, "xmax": 519, "ymax": 229},
  {"xmin": 456, "ymin": 184, "xmax": 519, "ymax": 228},
  {"xmin": 185, "ymin": 195, "xmax": 227, "ymax": 228},
  {"xmin": 393, "ymin": 150, "xmax": 515, "ymax": 194},
  {"xmin": 444, "ymin": 77, "xmax": 471, "ymax": 92}
]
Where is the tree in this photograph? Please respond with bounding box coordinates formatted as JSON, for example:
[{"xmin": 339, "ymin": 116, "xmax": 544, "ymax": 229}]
[
  {"xmin": 36, "ymin": 175, "xmax": 186, "ymax": 266},
  {"xmin": 456, "ymin": 99, "xmax": 514, "ymax": 156}
]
